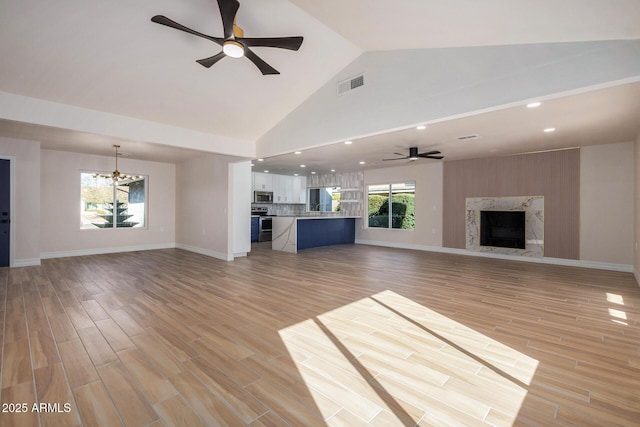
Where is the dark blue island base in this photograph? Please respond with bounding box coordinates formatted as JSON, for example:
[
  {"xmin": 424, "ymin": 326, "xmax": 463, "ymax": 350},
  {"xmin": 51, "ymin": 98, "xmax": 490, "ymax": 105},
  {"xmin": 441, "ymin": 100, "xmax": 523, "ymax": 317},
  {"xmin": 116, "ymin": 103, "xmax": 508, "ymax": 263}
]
[
  {"xmin": 297, "ymin": 218, "xmax": 356, "ymax": 251},
  {"xmin": 271, "ymin": 216, "xmax": 358, "ymax": 253}
]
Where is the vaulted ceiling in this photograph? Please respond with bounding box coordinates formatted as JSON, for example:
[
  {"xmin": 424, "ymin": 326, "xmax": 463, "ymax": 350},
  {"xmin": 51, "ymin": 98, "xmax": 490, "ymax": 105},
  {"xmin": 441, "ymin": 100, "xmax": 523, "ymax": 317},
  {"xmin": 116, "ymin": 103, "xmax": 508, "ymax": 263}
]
[{"xmin": 1, "ymin": 0, "xmax": 639, "ymax": 167}]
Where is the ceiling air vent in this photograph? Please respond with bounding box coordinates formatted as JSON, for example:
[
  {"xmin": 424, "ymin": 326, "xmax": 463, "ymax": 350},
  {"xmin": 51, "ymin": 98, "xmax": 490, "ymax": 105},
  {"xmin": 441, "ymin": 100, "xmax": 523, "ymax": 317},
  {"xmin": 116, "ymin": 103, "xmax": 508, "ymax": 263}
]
[
  {"xmin": 457, "ymin": 134, "xmax": 480, "ymax": 141},
  {"xmin": 337, "ymin": 74, "xmax": 364, "ymax": 96}
]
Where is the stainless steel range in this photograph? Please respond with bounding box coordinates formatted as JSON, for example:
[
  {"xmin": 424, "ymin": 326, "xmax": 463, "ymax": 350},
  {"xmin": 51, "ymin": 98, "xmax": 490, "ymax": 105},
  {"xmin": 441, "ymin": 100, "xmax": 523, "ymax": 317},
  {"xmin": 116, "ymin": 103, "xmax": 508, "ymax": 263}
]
[{"xmin": 251, "ymin": 207, "xmax": 273, "ymax": 242}]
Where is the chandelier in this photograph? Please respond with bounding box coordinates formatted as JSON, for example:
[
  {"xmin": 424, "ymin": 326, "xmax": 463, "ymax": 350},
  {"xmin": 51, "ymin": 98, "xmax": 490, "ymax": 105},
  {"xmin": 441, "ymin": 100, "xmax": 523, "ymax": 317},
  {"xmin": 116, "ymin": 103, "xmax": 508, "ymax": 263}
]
[{"xmin": 93, "ymin": 145, "xmax": 142, "ymax": 184}]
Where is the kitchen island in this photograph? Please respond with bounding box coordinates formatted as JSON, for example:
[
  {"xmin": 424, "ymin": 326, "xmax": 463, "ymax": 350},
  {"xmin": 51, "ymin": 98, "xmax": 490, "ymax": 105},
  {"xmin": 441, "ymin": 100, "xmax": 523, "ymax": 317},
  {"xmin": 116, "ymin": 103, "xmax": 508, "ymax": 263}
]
[{"xmin": 272, "ymin": 216, "xmax": 358, "ymax": 253}]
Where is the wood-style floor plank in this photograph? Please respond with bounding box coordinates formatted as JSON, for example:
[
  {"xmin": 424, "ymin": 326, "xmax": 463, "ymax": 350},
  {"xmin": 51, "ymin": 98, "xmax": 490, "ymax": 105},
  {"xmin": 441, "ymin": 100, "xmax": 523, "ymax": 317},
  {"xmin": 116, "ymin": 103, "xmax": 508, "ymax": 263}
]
[
  {"xmin": 57, "ymin": 339, "xmax": 99, "ymax": 389},
  {"xmin": 76, "ymin": 326, "xmax": 118, "ymax": 367},
  {"xmin": 0, "ymin": 381, "xmax": 39, "ymax": 427},
  {"xmin": 154, "ymin": 395, "xmax": 206, "ymax": 427},
  {"xmin": 73, "ymin": 381, "xmax": 123, "ymax": 427},
  {"xmin": 33, "ymin": 363, "xmax": 81, "ymax": 427},
  {"xmin": 1, "ymin": 244, "xmax": 639, "ymax": 426},
  {"xmin": 117, "ymin": 347, "xmax": 178, "ymax": 404},
  {"xmin": 96, "ymin": 361, "xmax": 158, "ymax": 427}
]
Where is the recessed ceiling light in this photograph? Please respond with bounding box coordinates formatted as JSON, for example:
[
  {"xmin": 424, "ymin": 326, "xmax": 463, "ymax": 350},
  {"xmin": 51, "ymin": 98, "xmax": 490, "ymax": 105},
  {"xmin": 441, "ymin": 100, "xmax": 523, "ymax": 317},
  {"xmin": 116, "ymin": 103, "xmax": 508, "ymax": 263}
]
[
  {"xmin": 544, "ymin": 127, "xmax": 556, "ymax": 133},
  {"xmin": 264, "ymin": 170, "xmax": 269, "ymax": 173},
  {"xmin": 257, "ymin": 158, "xmax": 264, "ymax": 162},
  {"xmin": 294, "ymin": 173, "xmax": 299, "ymax": 176},
  {"xmin": 416, "ymin": 125, "xmax": 427, "ymax": 130},
  {"xmin": 330, "ymin": 169, "xmax": 336, "ymax": 172},
  {"xmin": 311, "ymin": 171, "xmax": 316, "ymax": 175},
  {"xmin": 300, "ymin": 164, "xmax": 306, "ymax": 168},
  {"xmin": 294, "ymin": 151, "xmax": 302, "ymax": 155},
  {"xmin": 344, "ymin": 140, "xmax": 353, "ymax": 145},
  {"xmin": 527, "ymin": 102, "xmax": 542, "ymax": 108},
  {"xmin": 359, "ymin": 161, "xmax": 365, "ymax": 165}
]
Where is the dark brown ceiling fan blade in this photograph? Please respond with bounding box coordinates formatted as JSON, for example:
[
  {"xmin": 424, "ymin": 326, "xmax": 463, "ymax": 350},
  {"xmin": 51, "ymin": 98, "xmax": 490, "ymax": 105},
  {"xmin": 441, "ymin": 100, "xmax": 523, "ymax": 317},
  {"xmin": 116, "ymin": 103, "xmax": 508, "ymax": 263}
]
[
  {"xmin": 239, "ymin": 36, "xmax": 304, "ymax": 50},
  {"xmin": 152, "ymin": 1, "xmax": 302, "ymax": 76},
  {"xmin": 245, "ymin": 48, "xmax": 279, "ymax": 75},
  {"xmin": 151, "ymin": 15, "xmax": 223, "ymax": 45},
  {"xmin": 217, "ymin": 0, "xmax": 240, "ymax": 39},
  {"xmin": 196, "ymin": 52, "xmax": 226, "ymax": 68},
  {"xmin": 384, "ymin": 147, "xmax": 444, "ymax": 161}
]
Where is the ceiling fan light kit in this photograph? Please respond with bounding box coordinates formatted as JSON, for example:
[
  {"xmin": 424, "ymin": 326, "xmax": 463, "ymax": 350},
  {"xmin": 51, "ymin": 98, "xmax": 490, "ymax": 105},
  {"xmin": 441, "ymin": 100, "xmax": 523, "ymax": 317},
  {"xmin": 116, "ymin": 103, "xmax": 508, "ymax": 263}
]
[
  {"xmin": 151, "ymin": 0, "xmax": 303, "ymax": 75},
  {"xmin": 223, "ymin": 40, "xmax": 244, "ymax": 58}
]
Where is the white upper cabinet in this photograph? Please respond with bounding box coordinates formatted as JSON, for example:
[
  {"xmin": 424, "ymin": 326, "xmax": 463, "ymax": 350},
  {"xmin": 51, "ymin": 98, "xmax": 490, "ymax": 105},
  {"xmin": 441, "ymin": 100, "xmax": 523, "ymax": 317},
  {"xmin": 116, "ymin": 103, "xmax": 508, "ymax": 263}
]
[
  {"xmin": 252, "ymin": 173, "xmax": 306, "ymax": 204},
  {"xmin": 253, "ymin": 172, "xmax": 273, "ymax": 192},
  {"xmin": 292, "ymin": 176, "xmax": 307, "ymax": 204},
  {"xmin": 273, "ymin": 174, "xmax": 287, "ymax": 203}
]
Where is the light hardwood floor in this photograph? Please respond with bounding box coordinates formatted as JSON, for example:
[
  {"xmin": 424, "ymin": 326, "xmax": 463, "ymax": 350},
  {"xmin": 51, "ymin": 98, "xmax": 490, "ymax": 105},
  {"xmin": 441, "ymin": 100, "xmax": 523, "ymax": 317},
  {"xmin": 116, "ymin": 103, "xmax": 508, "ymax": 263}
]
[{"xmin": 1, "ymin": 243, "xmax": 639, "ymax": 426}]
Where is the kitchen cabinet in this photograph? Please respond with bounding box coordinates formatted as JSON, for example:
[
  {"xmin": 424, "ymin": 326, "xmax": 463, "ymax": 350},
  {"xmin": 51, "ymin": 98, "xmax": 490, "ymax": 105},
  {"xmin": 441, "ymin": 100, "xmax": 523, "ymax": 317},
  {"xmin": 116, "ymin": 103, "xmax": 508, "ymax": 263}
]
[
  {"xmin": 292, "ymin": 176, "xmax": 307, "ymax": 204},
  {"xmin": 252, "ymin": 173, "xmax": 306, "ymax": 204},
  {"xmin": 273, "ymin": 174, "xmax": 290, "ymax": 203},
  {"xmin": 253, "ymin": 172, "xmax": 273, "ymax": 192},
  {"xmin": 251, "ymin": 217, "xmax": 259, "ymax": 242}
]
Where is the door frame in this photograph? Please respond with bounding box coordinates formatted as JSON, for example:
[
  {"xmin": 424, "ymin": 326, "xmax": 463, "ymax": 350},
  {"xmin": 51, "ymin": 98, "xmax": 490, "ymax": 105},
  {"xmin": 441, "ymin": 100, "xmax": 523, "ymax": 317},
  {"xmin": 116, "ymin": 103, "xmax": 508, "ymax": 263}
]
[{"xmin": 0, "ymin": 156, "xmax": 15, "ymax": 267}]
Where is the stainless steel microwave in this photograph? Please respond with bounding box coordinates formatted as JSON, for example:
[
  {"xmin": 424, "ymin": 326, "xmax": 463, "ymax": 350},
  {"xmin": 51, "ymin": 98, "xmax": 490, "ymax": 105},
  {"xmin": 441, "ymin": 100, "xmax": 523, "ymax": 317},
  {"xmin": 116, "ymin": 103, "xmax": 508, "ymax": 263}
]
[{"xmin": 254, "ymin": 191, "xmax": 273, "ymax": 203}]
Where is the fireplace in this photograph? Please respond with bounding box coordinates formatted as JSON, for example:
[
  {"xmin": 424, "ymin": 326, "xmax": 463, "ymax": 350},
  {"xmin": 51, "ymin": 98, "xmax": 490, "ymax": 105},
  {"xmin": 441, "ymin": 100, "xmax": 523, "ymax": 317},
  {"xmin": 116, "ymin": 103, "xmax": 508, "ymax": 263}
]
[
  {"xmin": 480, "ymin": 211, "xmax": 526, "ymax": 249},
  {"xmin": 465, "ymin": 196, "xmax": 544, "ymax": 258}
]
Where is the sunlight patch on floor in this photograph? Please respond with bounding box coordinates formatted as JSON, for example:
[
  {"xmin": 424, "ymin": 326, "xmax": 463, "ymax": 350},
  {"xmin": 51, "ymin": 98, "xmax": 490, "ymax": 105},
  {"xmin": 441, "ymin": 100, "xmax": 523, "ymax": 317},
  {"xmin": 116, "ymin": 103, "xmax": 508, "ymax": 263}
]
[
  {"xmin": 606, "ymin": 292, "xmax": 625, "ymax": 305},
  {"xmin": 278, "ymin": 290, "xmax": 538, "ymax": 426},
  {"xmin": 606, "ymin": 293, "xmax": 628, "ymax": 325}
]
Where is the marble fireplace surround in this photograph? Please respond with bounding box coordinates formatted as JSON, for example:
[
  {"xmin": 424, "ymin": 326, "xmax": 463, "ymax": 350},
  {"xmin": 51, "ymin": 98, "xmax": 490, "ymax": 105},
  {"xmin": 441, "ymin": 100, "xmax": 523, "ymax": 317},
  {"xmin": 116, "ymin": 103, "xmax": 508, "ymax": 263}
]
[{"xmin": 466, "ymin": 196, "xmax": 544, "ymax": 258}]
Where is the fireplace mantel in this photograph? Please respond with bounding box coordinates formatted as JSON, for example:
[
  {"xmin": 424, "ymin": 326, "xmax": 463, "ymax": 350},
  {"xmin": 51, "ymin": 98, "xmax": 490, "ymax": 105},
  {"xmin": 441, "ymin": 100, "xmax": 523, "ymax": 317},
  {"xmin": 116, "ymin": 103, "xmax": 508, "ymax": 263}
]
[{"xmin": 466, "ymin": 196, "xmax": 544, "ymax": 257}]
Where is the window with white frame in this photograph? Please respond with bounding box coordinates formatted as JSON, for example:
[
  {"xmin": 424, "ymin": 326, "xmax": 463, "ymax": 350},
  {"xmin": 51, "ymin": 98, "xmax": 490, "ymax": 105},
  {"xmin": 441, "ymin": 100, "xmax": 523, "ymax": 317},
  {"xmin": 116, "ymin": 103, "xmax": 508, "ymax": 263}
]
[
  {"xmin": 367, "ymin": 182, "xmax": 415, "ymax": 229},
  {"xmin": 80, "ymin": 172, "xmax": 146, "ymax": 229}
]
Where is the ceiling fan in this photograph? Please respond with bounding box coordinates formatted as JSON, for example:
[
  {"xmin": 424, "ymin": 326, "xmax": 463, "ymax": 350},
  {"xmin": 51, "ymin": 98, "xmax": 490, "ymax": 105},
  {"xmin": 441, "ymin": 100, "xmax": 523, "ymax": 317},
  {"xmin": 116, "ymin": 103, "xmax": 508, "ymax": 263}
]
[
  {"xmin": 151, "ymin": 0, "xmax": 303, "ymax": 75},
  {"xmin": 93, "ymin": 145, "xmax": 142, "ymax": 184},
  {"xmin": 383, "ymin": 147, "xmax": 444, "ymax": 161}
]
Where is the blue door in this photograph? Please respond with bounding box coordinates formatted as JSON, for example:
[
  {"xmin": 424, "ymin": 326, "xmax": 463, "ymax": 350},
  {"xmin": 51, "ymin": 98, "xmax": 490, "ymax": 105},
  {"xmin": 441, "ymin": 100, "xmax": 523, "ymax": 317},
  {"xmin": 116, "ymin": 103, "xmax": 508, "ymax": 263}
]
[{"xmin": 0, "ymin": 159, "xmax": 9, "ymax": 267}]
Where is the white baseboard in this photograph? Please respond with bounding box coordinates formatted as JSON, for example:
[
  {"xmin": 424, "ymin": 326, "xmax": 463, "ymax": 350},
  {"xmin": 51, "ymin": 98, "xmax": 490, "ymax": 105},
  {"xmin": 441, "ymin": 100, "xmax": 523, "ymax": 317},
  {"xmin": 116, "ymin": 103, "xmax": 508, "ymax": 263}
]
[
  {"xmin": 13, "ymin": 258, "xmax": 41, "ymax": 267},
  {"xmin": 175, "ymin": 243, "xmax": 233, "ymax": 261},
  {"xmin": 40, "ymin": 243, "xmax": 176, "ymax": 260},
  {"xmin": 355, "ymin": 239, "xmax": 634, "ymax": 273}
]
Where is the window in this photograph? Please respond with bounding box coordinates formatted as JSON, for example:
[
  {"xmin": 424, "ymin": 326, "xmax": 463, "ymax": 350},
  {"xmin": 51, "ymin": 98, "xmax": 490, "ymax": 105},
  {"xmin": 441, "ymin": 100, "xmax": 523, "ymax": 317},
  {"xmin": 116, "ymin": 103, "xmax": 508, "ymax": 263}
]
[
  {"xmin": 80, "ymin": 172, "xmax": 146, "ymax": 229},
  {"xmin": 308, "ymin": 187, "xmax": 341, "ymax": 212},
  {"xmin": 367, "ymin": 182, "xmax": 415, "ymax": 229}
]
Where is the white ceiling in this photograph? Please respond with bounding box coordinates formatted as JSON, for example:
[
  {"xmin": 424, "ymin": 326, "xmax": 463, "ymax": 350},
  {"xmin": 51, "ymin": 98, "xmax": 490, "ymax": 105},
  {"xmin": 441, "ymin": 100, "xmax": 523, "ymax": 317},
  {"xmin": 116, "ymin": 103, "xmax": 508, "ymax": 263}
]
[
  {"xmin": 1, "ymin": 1, "xmax": 639, "ymax": 165},
  {"xmin": 255, "ymin": 81, "xmax": 640, "ymax": 175},
  {"xmin": 290, "ymin": 0, "xmax": 640, "ymax": 51}
]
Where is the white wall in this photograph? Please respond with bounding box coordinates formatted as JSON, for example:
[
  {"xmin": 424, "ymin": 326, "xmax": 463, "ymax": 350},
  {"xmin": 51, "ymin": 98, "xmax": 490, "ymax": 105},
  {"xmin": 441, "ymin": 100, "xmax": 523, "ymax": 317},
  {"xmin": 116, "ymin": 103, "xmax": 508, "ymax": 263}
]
[
  {"xmin": 230, "ymin": 161, "xmax": 251, "ymax": 257},
  {"xmin": 40, "ymin": 149, "xmax": 175, "ymax": 257},
  {"xmin": 356, "ymin": 142, "xmax": 635, "ymax": 269},
  {"xmin": 580, "ymin": 142, "xmax": 635, "ymax": 266},
  {"xmin": 176, "ymin": 154, "xmax": 237, "ymax": 260},
  {"xmin": 356, "ymin": 162, "xmax": 443, "ymax": 248},
  {"xmin": 635, "ymin": 132, "xmax": 640, "ymax": 285},
  {"xmin": 0, "ymin": 137, "xmax": 41, "ymax": 265}
]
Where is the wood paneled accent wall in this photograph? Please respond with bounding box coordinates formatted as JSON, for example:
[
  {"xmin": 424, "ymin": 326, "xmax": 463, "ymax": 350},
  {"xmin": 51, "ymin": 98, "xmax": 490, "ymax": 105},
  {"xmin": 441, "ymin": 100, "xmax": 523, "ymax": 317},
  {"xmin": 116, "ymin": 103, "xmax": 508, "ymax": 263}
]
[{"xmin": 443, "ymin": 149, "xmax": 580, "ymax": 259}]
